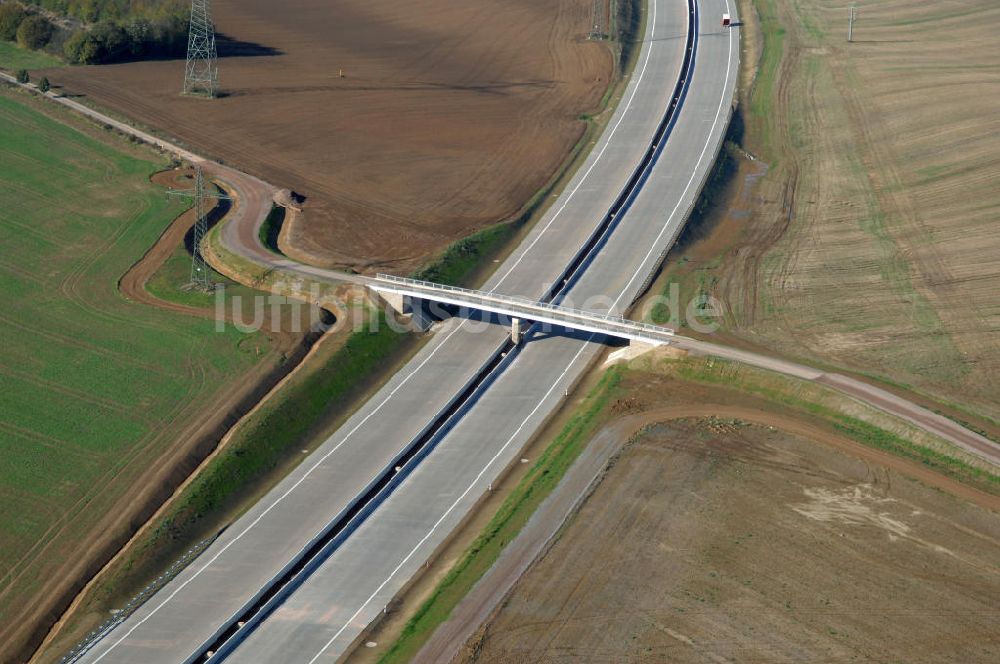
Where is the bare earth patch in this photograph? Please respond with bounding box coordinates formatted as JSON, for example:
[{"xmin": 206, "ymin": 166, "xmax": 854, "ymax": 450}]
[{"xmin": 462, "ymin": 415, "xmax": 1000, "ymax": 663}]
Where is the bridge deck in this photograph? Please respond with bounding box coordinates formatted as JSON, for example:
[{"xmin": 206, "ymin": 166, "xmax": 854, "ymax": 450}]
[{"xmin": 370, "ymin": 274, "xmax": 674, "ymax": 346}]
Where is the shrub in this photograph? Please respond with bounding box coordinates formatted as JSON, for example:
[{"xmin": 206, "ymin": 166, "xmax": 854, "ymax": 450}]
[
  {"xmin": 15, "ymin": 14, "xmax": 51, "ymax": 50},
  {"xmin": 38, "ymin": 76, "xmax": 49, "ymax": 92},
  {"xmin": 63, "ymin": 29, "xmax": 99, "ymax": 63},
  {"xmin": 16, "ymin": 68, "xmax": 29, "ymax": 84},
  {"xmin": 124, "ymin": 17, "xmax": 151, "ymax": 55},
  {"xmin": 10, "ymin": 2, "xmax": 189, "ymax": 64},
  {"xmin": 0, "ymin": 2, "xmax": 26, "ymax": 41},
  {"xmin": 92, "ymin": 21, "xmax": 129, "ymax": 60}
]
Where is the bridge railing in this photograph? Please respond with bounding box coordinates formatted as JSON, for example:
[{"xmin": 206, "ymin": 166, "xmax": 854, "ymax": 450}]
[{"xmin": 372, "ymin": 274, "xmax": 675, "ymax": 340}]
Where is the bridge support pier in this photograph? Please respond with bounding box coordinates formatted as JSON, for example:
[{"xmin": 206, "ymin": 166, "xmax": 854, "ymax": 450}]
[
  {"xmin": 373, "ymin": 289, "xmax": 434, "ymax": 332},
  {"xmin": 511, "ymin": 317, "xmax": 523, "ymax": 345},
  {"xmin": 379, "ymin": 290, "xmax": 410, "ymax": 317}
]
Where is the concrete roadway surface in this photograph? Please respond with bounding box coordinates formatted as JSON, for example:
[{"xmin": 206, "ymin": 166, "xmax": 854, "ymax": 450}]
[
  {"xmin": 6, "ymin": 0, "xmax": 988, "ymax": 660},
  {"xmin": 17, "ymin": 0, "xmax": 992, "ymax": 663},
  {"xmin": 7, "ymin": 66, "xmax": 989, "ymax": 461},
  {"xmin": 226, "ymin": 0, "xmax": 740, "ymax": 661},
  {"xmin": 71, "ymin": 0, "xmax": 700, "ymax": 661}
]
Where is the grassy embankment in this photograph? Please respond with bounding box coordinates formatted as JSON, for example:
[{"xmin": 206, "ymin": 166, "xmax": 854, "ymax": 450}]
[
  {"xmin": 667, "ymin": 357, "xmax": 998, "ymax": 493},
  {"xmin": 257, "ymin": 204, "xmax": 285, "ymax": 254},
  {"xmin": 0, "ymin": 89, "xmax": 271, "ymax": 663}
]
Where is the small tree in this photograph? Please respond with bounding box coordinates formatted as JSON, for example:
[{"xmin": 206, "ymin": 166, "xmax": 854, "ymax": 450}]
[
  {"xmin": 16, "ymin": 69, "xmax": 29, "ymax": 84},
  {"xmin": 38, "ymin": 76, "xmax": 50, "ymax": 93},
  {"xmin": 16, "ymin": 15, "xmax": 52, "ymax": 50}
]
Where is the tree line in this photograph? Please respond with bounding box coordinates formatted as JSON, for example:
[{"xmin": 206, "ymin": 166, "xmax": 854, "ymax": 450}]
[{"xmin": 0, "ymin": 0, "xmax": 189, "ymax": 64}]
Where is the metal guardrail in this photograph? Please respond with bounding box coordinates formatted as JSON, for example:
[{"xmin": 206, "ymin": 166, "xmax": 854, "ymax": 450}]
[
  {"xmin": 372, "ymin": 274, "xmax": 674, "ymax": 344},
  {"xmin": 58, "ymin": 536, "xmax": 217, "ymax": 664}
]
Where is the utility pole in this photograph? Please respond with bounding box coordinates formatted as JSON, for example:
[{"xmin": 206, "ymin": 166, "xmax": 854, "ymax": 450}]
[
  {"xmin": 167, "ymin": 166, "xmax": 230, "ymax": 290},
  {"xmin": 183, "ymin": 0, "xmax": 218, "ymax": 97},
  {"xmin": 848, "ymin": 5, "xmax": 857, "ymax": 42}
]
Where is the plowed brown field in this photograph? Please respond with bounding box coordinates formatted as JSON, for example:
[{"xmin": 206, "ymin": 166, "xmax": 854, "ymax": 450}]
[
  {"xmin": 464, "ymin": 415, "xmax": 1000, "ymax": 663},
  {"xmin": 44, "ymin": 0, "xmax": 613, "ymax": 271}
]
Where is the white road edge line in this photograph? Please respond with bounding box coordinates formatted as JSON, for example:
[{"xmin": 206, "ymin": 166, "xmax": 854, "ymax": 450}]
[
  {"xmin": 305, "ymin": 0, "xmax": 738, "ymax": 660},
  {"xmin": 489, "ymin": 0, "xmax": 666, "ymax": 293},
  {"xmin": 305, "ymin": 337, "xmax": 599, "ymax": 664},
  {"xmin": 86, "ymin": 0, "xmax": 673, "ymax": 658}
]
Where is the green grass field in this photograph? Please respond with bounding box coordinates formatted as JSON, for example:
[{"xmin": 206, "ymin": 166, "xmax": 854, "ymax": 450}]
[
  {"xmin": 0, "ymin": 41, "xmax": 61, "ymax": 71},
  {"xmin": 0, "ymin": 92, "xmax": 271, "ymax": 654}
]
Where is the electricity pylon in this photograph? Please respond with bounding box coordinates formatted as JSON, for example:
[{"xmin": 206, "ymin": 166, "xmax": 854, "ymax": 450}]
[
  {"xmin": 167, "ymin": 166, "xmax": 230, "ymax": 290},
  {"xmin": 589, "ymin": 0, "xmax": 609, "ymax": 40},
  {"xmin": 183, "ymin": 0, "xmax": 218, "ymax": 97}
]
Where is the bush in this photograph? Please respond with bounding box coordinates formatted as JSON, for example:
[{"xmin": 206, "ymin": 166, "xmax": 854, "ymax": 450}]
[
  {"xmin": 16, "ymin": 69, "xmax": 29, "ymax": 84},
  {"xmin": 38, "ymin": 76, "xmax": 49, "ymax": 92},
  {"xmin": 0, "ymin": 3, "xmax": 26, "ymax": 41},
  {"xmin": 9, "ymin": 2, "xmax": 189, "ymax": 64},
  {"xmin": 91, "ymin": 21, "xmax": 129, "ymax": 60},
  {"xmin": 15, "ymin": 14, "xmax": 51, "ymax": 49},
  {"xmin": 63, "ymin": 30, "xmax": 101, "ymax": 65},
  {"xmin": 124, "ymin": 17, "xmax": 151, "ymax": 55}
]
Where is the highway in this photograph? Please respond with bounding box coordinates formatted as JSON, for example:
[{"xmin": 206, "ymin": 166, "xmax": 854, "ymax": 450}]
[
  {"xmin": 225, "ymin": 1, "xmax": 737, "ymax": 660},
  {"xmin": 13, "ymin": 0, "xmax": 986, "ymax": 660},
  {"xmin": 70, "ymin": 0, "xmax": 711, "ymax": 661}
]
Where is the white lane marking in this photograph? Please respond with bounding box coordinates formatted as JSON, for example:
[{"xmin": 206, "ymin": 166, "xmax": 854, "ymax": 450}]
[
  {"xmin": 306, "ymin": 0, "xmax": 737, "ymax": 660},
  {"xmin": 619, "ymin": 0, "xmax": 735, "ymax": 300},
  {"xmin": 489, "ymin": 0, "xmax": 667, "ymax": 293},
  {"xmin": 305, "ymin": 338, "xmax": 598, "ymax": 664},
  {"xmin": 87, "ymin": 0, "xmax": 675, "ymax": 658},
  {"xmin": 86, "ymin": 319, "xmax": 476, "ymax": 662}
]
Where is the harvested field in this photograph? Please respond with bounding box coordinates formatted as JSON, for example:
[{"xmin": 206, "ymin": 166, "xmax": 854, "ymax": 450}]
[
  {"xmin": 651, "ymin": 0, "xmax": 1000, "ymax": 424},
  {"xmin": 462, "ymin": 414, "xmax": 1000, "ymax": 663},
  {"xmin": 379, "ymin": 349, "xmax": 997, "ymax": 663},
  {"xmin": 43, "ymin": 0, "xmax": 614, "ymax": 271}
]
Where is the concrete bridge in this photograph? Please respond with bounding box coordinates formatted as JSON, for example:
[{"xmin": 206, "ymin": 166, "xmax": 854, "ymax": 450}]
[{"xmin": 369, "ymin": 274, "xmax": 674, "ymax": 346}]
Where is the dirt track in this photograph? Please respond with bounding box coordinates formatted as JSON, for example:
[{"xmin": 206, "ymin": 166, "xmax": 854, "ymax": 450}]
[
  {"xmin": 44, "ymin": 0, "xmax": 613, "ymax": 271},
  {"xmin": 119, "ymin": 171, "xmax": 222, "ymax": 317}
]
